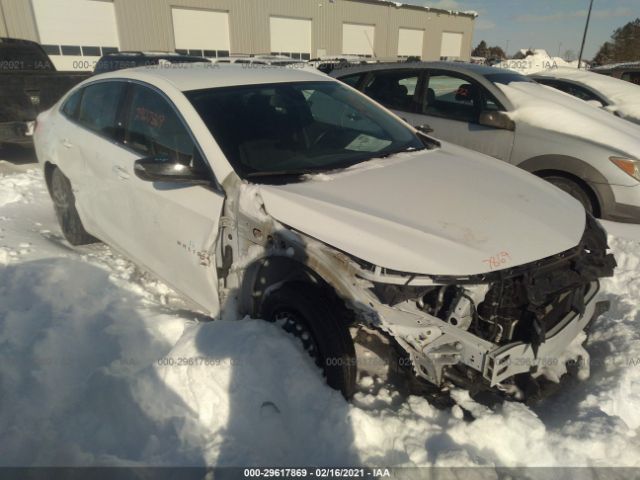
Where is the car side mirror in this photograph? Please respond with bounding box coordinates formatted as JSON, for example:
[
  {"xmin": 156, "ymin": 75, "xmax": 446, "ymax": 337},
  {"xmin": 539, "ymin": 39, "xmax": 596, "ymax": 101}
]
[
  {"xmin": 478, "ymin": 111, "xmax": 515, "ymax": 131},
  {"xmin": 416, "ymin": 124, "xmax": 434, "ymax": 134},
  {"xmin": 134, "ymin": 155, "xmax": 210, "ymax": 185}
]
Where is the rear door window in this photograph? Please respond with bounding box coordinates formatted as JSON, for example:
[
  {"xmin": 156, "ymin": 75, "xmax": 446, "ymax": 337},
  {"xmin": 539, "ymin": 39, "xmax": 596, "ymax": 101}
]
[
  {"xmin": 77, "ymin": 81, "xmax": 126, "ymax": 139},
  {"xmin": 361, "ymin": 70, "xmax": 421, "ymax": 112}
]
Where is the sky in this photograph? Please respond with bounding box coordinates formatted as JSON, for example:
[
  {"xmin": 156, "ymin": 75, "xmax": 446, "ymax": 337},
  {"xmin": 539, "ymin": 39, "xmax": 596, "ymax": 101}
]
[{"xmin": 402, "ymin": 0, "xmax": 639, "ymax": 59}]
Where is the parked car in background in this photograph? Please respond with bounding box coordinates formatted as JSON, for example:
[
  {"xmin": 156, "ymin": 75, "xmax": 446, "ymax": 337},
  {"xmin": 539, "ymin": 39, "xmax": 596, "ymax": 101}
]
[
  {"xmin": 34, "ymin": 64, "xmax": 614, "ymax": 401},
  {"xmin": 93, "ymin": 51, "xmax": 209, "ymax": 74},
  {"xmin": 530, "ymin": 67, "xmax": 640, "ymax": 125},
  {"xmin": 308, "ymin": 55, "xmax": 369, "ymax": 73},
  {"xmin": 331, "ymin": 62, "xmax": 640, "ymax": 223},
  {"xmin": 213, "ymin": 55, "xmax": 303, "ymax": 66},
  {"xmin": 592, "ymin": 62, "xmax": 640, "ymax": 85},
  {"xmin": 0, "ymin": 37, "xmax": 89, "ymax": 146}
]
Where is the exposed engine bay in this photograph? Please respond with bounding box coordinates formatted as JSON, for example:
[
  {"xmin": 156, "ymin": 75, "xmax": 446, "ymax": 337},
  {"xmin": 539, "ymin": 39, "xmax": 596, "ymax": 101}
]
[{"xmin": 367, "ymin": 214, "xmax": 616, "ymax": 396}]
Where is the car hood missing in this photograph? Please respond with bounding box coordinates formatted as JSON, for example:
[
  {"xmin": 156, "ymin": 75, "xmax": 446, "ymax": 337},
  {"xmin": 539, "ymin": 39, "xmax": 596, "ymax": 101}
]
[{"xmin": 258, "ymin": 146, "xmax": 587, "ymax": 276}]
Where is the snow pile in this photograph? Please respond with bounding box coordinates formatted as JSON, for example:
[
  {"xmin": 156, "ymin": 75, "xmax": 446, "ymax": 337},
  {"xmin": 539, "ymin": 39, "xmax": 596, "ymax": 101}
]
[
  {"xmin": 1, "ymin": 169, "xmax": 640, "ymax": 467},
  {"xmin": 0, "ymin": 170, "xmax": 40, "ymax": 207},
  {"xmin": 495, "ymin": 51, "xmax": 586, "ymax": 75},
  {"xmin": 535, "ymin": 67, "xmax": 640, "ymax": 123},
  {"xmin": 497, "ymin": 81, "xmax": 640, "ymax": 160}
]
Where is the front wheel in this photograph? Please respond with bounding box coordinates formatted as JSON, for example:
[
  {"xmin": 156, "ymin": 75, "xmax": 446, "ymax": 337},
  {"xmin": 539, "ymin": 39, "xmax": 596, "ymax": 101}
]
[
  {"xmin": 543, "ymin": 175, "xmax": 596, "ymax": 216},
  {"xmin": 260, "ymin": 282, "xmax": 357, "ymax": 398},
  {"xmin": 49, "ymin": 167, "xmax": 98, "ymax": 245}
]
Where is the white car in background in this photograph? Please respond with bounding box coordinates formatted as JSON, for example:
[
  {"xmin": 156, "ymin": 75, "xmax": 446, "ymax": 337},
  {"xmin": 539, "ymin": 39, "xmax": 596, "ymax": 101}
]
[
  {"xmin": 331, "ymin": 62, "xmax": 640, "ymax": 223},
  {"xmin": 213, "ymin": 55, "xmax": 304, "ymax": 66},
  {"xmin": 530, "ymin": 67, "xmax": 640, "ymax": 125},
  {"xmin": 34, "ymin": 64, "xmax": 614, "ymax": 401}
]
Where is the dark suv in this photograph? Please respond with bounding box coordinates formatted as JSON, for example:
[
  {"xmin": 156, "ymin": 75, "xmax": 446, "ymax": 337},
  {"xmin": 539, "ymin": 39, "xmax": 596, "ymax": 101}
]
[{"xmin": 93, "ymin": 51, "xmax": 208, "ymax": 75}]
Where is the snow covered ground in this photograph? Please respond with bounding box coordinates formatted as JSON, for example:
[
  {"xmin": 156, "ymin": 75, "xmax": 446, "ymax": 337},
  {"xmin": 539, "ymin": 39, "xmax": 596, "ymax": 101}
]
[{"xmin": 1, "ymin": 163, "xmax": 640, "ymax": 468}]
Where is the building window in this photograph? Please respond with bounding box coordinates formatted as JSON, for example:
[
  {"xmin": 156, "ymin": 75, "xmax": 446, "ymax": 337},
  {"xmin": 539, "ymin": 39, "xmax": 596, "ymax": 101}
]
[
  {"xmin": 36, "ymin": 45, "xmax": 118, "ymax": 57},
  {"xmin": 42, "ymin": 44, "xmax": 61, "ymax": 56},
  {"xmin": 81, "ymin": 46, "xmax": 101, "ymax": 56},
  {"xmin": 61, "ymin": 45, "xmax": 81, "ymax": 56}
]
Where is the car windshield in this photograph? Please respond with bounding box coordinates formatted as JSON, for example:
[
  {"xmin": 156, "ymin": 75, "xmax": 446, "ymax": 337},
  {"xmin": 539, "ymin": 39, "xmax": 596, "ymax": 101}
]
[
  {"xmin": 484, "ymin": 72, "xmax": 535, "ymax": 85},
  {"xmin": 186, "ymin": 81, "xmax": 425, "ymax": 180}
]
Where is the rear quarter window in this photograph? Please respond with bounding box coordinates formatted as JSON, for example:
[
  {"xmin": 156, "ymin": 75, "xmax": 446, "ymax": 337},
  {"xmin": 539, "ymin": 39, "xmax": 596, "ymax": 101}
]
[{"xmin": 61, "ymin": 89, "xmax": 83, "ymax": 120}]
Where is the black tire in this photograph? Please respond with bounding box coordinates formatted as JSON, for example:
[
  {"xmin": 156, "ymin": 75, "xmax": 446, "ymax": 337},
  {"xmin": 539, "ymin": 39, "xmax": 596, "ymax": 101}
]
[
  {"xmin": 260, "ymin": 282, "xmax": 357, "ymax": 398},
  {"xmin": 543, "ymin": 175, "xmax": 596, "ymax": 215},
  {"xmin": 49, "ymin": 167, "xmax": 98, "ymax": 246}
]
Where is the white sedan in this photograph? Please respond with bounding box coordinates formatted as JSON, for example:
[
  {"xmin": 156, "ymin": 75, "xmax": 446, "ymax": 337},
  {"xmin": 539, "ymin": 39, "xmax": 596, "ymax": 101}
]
[
  {"xmin": 531, "ymin": 67, "xmax": 640, "ymax": 125},
  {"xmin": 34, "ymin": 64, "xmax": 615, "ymax": 400}
]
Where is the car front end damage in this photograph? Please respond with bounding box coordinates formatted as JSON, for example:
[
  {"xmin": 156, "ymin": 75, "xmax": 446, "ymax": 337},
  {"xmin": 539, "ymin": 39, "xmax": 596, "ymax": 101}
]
[
  {"xmin": 339, "ymin": 214, "xmax": 615, "ymax": 396},
  {"xmin": 222, "ymin": 178, "xmax": 616, "ymax": 398}
]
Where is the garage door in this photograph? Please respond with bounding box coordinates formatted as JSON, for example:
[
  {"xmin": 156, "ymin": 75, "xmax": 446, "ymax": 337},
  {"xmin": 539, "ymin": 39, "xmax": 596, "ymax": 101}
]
[
  {"xmin": 31, "ymin": 0, "xmax": 120, "ymax": 71},
  {"xmin": 440, "ymin": 32, "xmax": 463, "ymax": 59},
  {"xmin": 270, "ymin": 16, "xmax": 311, "ymax": 60},
  {"xmin": 342, "ymin": 23, "xmax": 375, "ymax": 57},
  {"xmin": 172, "ymin": 8, "xmax": 230, "ymax": 59},
  {"xmin": 398, "ymin": 28, "xmax": 424, "ymax": 58}
]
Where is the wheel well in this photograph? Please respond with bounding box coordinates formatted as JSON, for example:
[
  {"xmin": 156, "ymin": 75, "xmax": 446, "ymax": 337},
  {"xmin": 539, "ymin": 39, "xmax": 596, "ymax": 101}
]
[
  {"xmin": 43, "ymin": 162, "xmax": 57, "ymax": 195},
  {"xmin": 240, "ymin": 256, "xmax": 354, "ymax": 325},
  {"xmin": 535, "ymin": 169, "xmax": 601, "ymax": 217}
]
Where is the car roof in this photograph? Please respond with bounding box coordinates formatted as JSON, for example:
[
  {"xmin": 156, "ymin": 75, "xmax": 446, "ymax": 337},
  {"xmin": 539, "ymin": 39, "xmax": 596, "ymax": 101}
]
[
  {"xmin": 0, "ymin": 37, "xmax": 41, "ymax": 46},
  {"xmin": 529, "ymin": 67, "xmax": 592, "ymax": 79},
  {"xmin": 328, "ymin": 61, "xmax": 501, "ymax": 77},
  {"xmin": 94, "ymin": 62, "xmax": 331, "ymax": 91},
  {"xmin": 592, "ymin": 61, "xmax": 640, "ymax": 72}
]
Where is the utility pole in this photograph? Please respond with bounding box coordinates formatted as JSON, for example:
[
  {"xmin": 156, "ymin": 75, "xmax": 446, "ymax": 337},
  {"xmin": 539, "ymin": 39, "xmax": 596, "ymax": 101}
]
[{"xmin": 577, "ymin": 0, "xmax": 594, "ymax": 69}]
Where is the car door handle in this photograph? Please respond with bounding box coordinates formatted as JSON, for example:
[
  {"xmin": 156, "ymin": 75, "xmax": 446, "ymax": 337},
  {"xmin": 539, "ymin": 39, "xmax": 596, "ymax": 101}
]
[
  {"xmin": 112, "ymin": 165, "xmax": 130, "ymax": 180},
  {"xmin": 62, "ymin": 139, "xmax": 73, "ymax": 149}
]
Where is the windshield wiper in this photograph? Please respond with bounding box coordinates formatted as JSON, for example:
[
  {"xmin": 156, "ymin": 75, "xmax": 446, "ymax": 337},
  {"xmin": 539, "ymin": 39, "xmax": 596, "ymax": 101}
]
[
  {"xmin": 244, "ymin": 169, "xmax": 317, "ymax": 179},
  {"xmin": 378, "ymin": 145, "xmax": 427, "ymax": 159},
  {"xmin": 245, "ymin": 145, "xmax": 429, "ymax": 179}
]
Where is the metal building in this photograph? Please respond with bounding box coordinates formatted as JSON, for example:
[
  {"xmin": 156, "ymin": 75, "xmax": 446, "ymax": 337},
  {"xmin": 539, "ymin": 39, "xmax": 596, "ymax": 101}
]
[{"xmin": 0, "ymin": 0, "xmax": 476, "ymax": 71}]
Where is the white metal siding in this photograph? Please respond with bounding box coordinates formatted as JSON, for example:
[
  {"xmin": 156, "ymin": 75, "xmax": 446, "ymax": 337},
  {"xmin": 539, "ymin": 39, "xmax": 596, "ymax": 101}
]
[
  {"xmin": 171, "ymin": 8, "xmax": 230, "ymax": 55},
  {"xmin": 31, "ymin": 0, "xmax": 120, "ymax": 70},
  {"xmin": 398, "ymin": 27, "xmax": 423, "ymax": 57},
  {"xmin": 342, "ymin": 22, "xmax": 374, "ymax": 56},
  {"xmin": 440, "ymin": 31, "xmax": 463, "ymax": 58},
  {"xmin": 269, "ymin": 16, "xmax": 311, "ymax": 56}
]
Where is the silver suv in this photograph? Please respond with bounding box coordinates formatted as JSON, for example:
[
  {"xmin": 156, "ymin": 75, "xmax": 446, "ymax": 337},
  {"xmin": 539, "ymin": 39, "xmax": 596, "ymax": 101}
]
[{"xmin": 331, "ymin": 62, "xmax": 640, "ymax": 223}]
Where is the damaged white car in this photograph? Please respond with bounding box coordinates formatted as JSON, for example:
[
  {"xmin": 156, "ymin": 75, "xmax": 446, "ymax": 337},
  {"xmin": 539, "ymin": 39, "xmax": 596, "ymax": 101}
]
[{"xmin": 34, "ymin": 64, "xmax": 616, "ymax": 400}]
